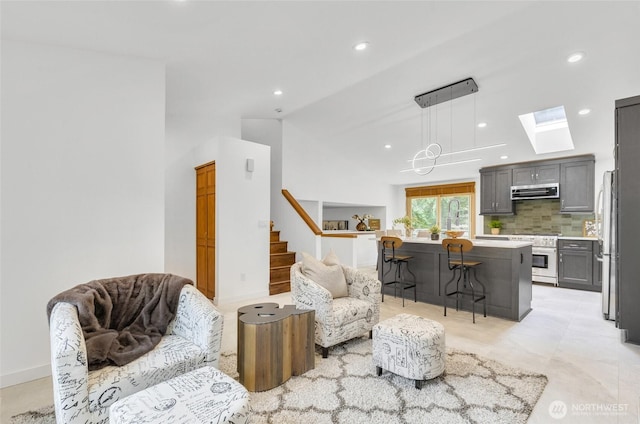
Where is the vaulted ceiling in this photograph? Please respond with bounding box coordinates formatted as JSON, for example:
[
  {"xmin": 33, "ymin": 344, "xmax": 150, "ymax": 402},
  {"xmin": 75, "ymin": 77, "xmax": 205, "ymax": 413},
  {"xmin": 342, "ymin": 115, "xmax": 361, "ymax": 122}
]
[{"xmin": 3, "ymin": 1, "xmax": 639, "ymax": 184}]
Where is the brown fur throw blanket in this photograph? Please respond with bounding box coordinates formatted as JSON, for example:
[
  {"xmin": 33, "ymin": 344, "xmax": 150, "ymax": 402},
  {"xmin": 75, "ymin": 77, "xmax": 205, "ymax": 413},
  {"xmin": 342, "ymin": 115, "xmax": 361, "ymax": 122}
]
[{"xmin": 47, "ymin": 273, "xmax": 192, "ymax": 370}]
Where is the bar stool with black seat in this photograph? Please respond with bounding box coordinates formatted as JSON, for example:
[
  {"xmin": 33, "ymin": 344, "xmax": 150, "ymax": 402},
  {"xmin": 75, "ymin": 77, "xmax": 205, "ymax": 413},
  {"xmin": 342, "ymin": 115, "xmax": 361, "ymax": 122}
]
[
  {"xmin": 442, "ymin": 238, "xmax": 486, "ymax": 323},
  {"xmin": 380, "ymin": 236, "xmax": 417, "ymax": 307}
]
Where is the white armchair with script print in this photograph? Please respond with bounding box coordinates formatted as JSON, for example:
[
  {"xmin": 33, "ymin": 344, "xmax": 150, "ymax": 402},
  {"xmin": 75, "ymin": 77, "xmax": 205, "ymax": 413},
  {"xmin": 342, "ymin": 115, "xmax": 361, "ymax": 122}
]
[
  {"xmin": 290, "ymin": 254, "xmax": 381, "ymax": 358},
  {"xmin": 48, "ymin": 281, "xmax": 223, "ymax": 424}
]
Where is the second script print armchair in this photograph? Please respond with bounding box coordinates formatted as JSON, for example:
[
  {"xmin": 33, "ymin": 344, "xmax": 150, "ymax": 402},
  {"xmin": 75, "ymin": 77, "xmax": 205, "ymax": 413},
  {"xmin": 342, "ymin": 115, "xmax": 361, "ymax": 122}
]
[{"xmin": 291, "ymin": 262, "xmax": 381, "ymax": 358}]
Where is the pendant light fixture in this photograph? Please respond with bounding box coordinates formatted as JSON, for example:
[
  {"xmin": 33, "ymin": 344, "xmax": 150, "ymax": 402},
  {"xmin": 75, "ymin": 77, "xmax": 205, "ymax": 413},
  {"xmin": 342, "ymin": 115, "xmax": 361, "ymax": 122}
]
[
  {"xmin": 412, "ymin": 97, "xmax": 442, "ymax": 175},
  {"xmin": 407, "ymin": 78, "xmax": 495, "ymax": 175}
]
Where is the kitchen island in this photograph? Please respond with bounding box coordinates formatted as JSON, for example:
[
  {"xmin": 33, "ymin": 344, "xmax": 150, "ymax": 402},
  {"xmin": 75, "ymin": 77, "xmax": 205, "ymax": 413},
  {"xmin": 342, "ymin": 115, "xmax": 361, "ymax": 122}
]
[{"xmin": 378, "ymin": 238, "xmax": 533, "ymax": 321}]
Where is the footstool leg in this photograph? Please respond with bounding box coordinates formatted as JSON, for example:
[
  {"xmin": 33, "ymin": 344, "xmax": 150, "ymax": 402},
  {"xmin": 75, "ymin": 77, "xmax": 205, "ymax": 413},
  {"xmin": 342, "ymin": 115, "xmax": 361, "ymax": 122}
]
[
  {"xmin": 322, "ymin": 347, "xmax": 329, "ymax": 358},
  {"xmin": 415, "ymin": 380, "xmax": 423, "ymax": 390},
  {"xmin": 376, "ymin": 366, "xmax": 382, "ymax": 376}
]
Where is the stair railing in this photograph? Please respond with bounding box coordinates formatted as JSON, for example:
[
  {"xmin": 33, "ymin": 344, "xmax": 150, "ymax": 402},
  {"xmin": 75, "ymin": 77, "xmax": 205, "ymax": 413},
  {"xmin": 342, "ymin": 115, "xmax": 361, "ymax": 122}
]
[{"xmin": 281, "ymin": 189, "xmax": 322, "ymax": 235}]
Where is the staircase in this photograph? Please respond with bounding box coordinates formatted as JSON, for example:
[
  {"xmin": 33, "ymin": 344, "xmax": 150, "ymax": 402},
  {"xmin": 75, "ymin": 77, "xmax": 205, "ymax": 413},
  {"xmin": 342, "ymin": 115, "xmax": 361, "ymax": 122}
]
[{"xmin": 269, "ymin": 224, "xmax": 295, "ymax": 295}]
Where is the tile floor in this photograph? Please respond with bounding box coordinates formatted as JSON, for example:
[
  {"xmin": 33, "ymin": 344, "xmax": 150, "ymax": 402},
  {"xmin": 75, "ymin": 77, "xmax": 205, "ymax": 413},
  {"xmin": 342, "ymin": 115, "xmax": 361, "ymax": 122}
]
[{"xmin": 2, "ymin": 270, "xmax": 639, "ymax": 423}]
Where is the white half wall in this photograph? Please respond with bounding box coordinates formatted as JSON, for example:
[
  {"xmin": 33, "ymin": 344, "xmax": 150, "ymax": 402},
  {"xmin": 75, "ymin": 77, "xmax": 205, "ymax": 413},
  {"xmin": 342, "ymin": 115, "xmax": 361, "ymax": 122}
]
[
  {"xmin": 0, "ymin": 41, "xmax": 166, "ymax": 387},
  {"xmin": 217, "ymin": 138, "xmax": 271, "ymax": 303}
]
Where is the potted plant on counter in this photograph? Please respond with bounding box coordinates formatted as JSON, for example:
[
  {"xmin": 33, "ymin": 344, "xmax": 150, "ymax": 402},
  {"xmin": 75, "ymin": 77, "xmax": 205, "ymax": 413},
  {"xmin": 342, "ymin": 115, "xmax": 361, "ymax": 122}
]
[
  {"xmin": 393, "ymin": 216, "xmax": 414, "ymax": 238},
  {"xmin": 490, "ymin": 220, "xmax": 503, "ymax": 235},
  {"xmin": 429, "ymin": 225, "xmax": 441, "ymax": 240}
]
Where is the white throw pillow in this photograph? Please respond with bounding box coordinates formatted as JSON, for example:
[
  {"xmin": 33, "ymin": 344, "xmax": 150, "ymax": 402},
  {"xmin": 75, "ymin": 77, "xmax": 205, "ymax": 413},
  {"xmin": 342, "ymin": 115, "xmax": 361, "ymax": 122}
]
[
  {"xmin": 301, "ymin": 252, "xmax": 348, "ymax": 298},
  {"xmin": 322, "ymin": 249, "xmax": 341, "ymax": 266}
]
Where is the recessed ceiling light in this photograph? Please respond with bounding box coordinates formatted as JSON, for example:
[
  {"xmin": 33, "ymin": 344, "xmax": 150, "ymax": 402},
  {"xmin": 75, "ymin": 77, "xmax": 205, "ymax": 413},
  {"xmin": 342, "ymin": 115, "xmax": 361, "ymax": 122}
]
[
  {"xmin": 273, "ymin": 90, "xmax": 283, "ymax": 96},
  {"xmin": 477, "ymin": 122, "xmax": 487, "ymax": 128},
  {"xmin": 578, "ymin": 108, "xmax": 591, "ymax": 115},
  {"xmin": 353, "ymin": 41, "xmax": 369, "ymax": 51},
  {"xmin": 500, "ymin": 155, "xmax": 509, "ymax": 160},
  {"xmin": 567, "ymin": 52, "xmax": 585, "ymax": 63},
  {"xmin": 384, "ymin": 144, "xmax": 392, "ymax": 149}
]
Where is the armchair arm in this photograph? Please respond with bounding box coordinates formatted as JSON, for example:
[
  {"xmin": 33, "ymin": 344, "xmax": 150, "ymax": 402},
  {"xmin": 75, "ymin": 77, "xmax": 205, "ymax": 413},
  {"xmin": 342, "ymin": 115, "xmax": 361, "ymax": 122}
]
[
  {"xmin": 343, "ymin": 266, "xmax": 382, "ymax": 304},
  {"xmin": 290, "ymin": 264, "xmax": 334, "ymax": 324},
  {"xmin": 167, "ymin": 285, "xmax": 224, "ymax": 368},
  {"xmin": 49, "ymin": 302, "xmax": 94, "ymax": 424},
  {"xmin": 343, "ymin": 266, "xmax": 381, "ymax": 327}
]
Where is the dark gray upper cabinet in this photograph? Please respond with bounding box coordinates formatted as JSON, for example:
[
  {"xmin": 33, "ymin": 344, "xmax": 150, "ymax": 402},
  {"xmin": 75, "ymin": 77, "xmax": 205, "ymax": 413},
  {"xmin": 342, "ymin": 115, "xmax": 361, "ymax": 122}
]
[
  {"xmin": 480, "ymin": 154, "xmax": 594, "ymax": 215},
  {"xmin": 480, "ymin": 169, "xmax": 514, "ymax": 215},
  {"xmin": 559, "ymin": 159, "xmax": 595, "ymax": 213},
  {"xmin": 512, "ymin": 164, "xmax": 559, "ymax": 186}
]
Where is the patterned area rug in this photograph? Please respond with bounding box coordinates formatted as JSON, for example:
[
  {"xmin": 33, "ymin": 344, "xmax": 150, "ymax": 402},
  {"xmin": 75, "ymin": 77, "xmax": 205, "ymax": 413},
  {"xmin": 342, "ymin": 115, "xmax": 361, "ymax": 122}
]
[
  {"xmin": 11, "ymin": 337, "xmax": 547, "ymax": 424},
  {"xmin": 220, "ymin": 337, "xmax": 548, "ymax": 424}
]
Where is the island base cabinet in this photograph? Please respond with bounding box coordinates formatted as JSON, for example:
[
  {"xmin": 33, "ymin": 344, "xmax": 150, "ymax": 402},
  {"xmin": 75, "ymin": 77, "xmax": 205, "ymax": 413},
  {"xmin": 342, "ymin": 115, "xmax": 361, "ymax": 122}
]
[{"xmin": 378, "ymin": 241, "xmax": 532, "ymax": 321}]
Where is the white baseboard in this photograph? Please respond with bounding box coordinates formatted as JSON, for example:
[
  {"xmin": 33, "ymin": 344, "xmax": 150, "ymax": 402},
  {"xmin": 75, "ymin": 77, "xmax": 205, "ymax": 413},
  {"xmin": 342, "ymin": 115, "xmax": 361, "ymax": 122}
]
[{"xmin": 1, "ymin": 363, "xmax": 51, "ymax": 388}]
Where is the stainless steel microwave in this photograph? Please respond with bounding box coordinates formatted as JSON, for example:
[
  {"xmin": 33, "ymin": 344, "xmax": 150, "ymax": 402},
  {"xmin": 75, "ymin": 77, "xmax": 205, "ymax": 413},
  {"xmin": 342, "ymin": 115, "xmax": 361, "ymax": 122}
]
[{"xmin": 510, "ymin": 183, "xmax": 560, "ymax": 200}]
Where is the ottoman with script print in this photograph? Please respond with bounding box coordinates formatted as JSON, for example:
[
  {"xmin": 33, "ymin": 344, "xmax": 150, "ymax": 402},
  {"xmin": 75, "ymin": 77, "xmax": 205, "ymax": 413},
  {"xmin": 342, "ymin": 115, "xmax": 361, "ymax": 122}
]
[
  {"xmin": 372, "ymin": 313, "xmax": 445, "ymax": 389},
  {"xmin": 109, "ymin": 366, "xmax": 250, "ymax": 423}
]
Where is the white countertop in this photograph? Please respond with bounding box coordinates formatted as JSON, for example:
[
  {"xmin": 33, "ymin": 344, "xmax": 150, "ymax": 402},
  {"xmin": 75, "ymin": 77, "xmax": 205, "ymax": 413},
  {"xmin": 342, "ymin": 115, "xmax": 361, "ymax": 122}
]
[
  {"xmin": 322, "ymin": 230, "xmax": 377, "ymax": 236},
  {"xmin": 401, "ymin": 237, "xmax": 532, "ymax": 249}
]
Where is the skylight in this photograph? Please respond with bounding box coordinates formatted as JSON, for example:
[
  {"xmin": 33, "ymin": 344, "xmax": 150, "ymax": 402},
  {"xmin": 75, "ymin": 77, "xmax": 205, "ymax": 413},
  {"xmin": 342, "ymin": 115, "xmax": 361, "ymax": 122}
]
[
  {"xmin": 519, "ymin": 105, "xmax": 575, "ymax": 154},
  {"xmin": 533, "ymin": 106, "xmax": 566, "ymax": 126}
]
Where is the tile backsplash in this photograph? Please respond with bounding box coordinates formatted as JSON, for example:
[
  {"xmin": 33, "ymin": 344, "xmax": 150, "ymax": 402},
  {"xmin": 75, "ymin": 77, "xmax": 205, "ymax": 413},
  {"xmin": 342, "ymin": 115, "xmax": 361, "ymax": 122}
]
[{"xmin": 485, "ymin": 199, "xmax": 595, "ymax": 236}]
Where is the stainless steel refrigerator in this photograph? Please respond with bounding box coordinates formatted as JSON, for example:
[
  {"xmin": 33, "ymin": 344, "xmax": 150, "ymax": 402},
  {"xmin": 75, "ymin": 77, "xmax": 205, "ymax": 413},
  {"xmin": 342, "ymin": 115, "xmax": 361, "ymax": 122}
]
[{"xmin": 597, "ymin": 170, "xmax": 617, "ymax": 321}]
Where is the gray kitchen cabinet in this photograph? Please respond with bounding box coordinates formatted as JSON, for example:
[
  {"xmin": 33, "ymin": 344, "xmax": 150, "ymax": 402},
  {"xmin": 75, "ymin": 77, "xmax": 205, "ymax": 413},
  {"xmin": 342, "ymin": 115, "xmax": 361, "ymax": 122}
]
[
  {"xmin": 512, "ymin": 164, "xmax": 559, "ymax": 186},
  {"xmin": 616, "ymin": 95, "xmax": 640, "ymax": 343},
  {"xmin": 560, "ymin": 159, "xmax": 595, "ymax": 213},
  {"xmin": 558, "ymin": 239, "xmax": 597, "ymax": 291},
  {"xmin": 480, "ymin": 169, "xmax": 514, "ymax": 215}
]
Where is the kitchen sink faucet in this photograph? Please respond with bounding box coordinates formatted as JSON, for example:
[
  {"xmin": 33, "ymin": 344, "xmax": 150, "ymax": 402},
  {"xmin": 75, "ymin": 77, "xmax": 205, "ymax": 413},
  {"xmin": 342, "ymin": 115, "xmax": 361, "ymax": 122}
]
[{"xmin": 446, "ymin": 199, "xmax": 461, "ymax": 231}]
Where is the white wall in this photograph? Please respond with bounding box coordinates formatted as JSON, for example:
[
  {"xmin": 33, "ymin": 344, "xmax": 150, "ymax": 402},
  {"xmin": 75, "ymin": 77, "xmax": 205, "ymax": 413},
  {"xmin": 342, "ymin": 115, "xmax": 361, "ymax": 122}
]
[
  {"xmin": 217, "ymin": 138, "xmax": 271, "ymax": 303},
  {"xmin": 163, "ymin": 135, "xmax": 271, "ymax": 304},
  {"xmin": 241, "ymin": 119, "xmax": 320, "ymax": 261},
  {"xmin": 0, "ymin": 41, "xmax": 166, "ymax": 387},
  {"xmin": 282, "ymin": 120, "xmax": 397, "ymax": 206},
  {"xmin": 164, "ymin": 114, "xmax": 240, "ymax": 280},
  {"xmin": 277, "ymin": 119, "xmax": 397, "ymax": 258},
  {"xmin": 241, "ymin": 119, "xmax": 282, "ymax": 220}
]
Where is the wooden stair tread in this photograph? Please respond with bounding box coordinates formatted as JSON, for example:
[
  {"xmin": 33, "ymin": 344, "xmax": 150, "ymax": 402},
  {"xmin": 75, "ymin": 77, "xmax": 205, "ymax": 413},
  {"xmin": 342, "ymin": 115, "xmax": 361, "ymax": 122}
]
[
  {"xmin": 269, "ymin": 225, "xmax": 293, "ymax": 294},
  {"xmin": 269, "ymin": 280, "xmax": 291, "ymax": 295},
  {"xmin": 270, "ymin": 241, "xmax": 288, "ymax": 254}
]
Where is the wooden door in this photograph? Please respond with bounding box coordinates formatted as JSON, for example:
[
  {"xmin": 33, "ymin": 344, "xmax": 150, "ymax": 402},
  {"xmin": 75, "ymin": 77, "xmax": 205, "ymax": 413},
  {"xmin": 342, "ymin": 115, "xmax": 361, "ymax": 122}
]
[{"xmin": 196, "ymin": 162, "xmax": 216, "ymax": 299}]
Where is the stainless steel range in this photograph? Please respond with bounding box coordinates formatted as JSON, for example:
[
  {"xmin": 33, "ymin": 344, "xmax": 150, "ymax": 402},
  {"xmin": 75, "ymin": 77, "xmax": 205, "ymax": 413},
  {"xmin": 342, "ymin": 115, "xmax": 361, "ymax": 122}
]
[{"xmin": 508, "ymin": 234, "xmax": 558, "ymax": 285}]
